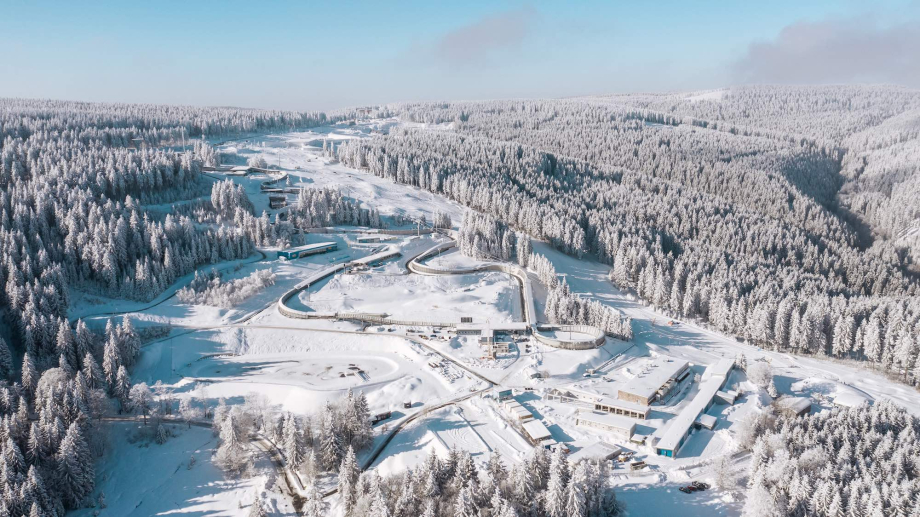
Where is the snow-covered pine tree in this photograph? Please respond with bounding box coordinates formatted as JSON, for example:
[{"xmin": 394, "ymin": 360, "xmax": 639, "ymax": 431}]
[
  {"xmin": 56, "ymin": 421, "xmax": 94, "ymax": 507},
  {"xmin": 281, "ymin": 412, "xmax": 304, "ymax": 468}
]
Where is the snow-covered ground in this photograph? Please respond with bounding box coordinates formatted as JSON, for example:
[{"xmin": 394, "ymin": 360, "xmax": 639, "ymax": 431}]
[
  {"xmin": 72, "ymin": 423, "xmax": 296, "ymax": 517},
  {"xmin": 213, "ymin": 127, "xmax": 466, "ymax": 226},
  {"xmin": 304, "ymin": 270, "xmax": 521, "ymax": 324},
  {"xmin": 528, "ymin": 240, "xmax": 920, "ymax": 416},
  {"xmin": 81, "ymin": 118, "xmax": 920, "ymax": 517}
]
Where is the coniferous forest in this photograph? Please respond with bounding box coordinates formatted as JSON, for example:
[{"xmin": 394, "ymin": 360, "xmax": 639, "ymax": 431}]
[
  {"xmin": 1, "ymin": 86, "xmax": 920, "ymax": 516},
  {"xmin": 0, "ymin": 99, "xmax": 351, "ymax": 515},
  {"xmin": 338, "ymin": 85, "xmax": 920, "ymax": 387}
]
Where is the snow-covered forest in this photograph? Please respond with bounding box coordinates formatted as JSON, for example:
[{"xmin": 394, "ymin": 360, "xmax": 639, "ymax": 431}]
[
  {"xmin": 0, "ymin": 316, "xmax": 138, "ymax": 516},
  {"xmin": 176, "ymin": 268, "xmax": 276, "ymax": 308},
  {"xmin": 211, "ymin": 389, "xmax": 373, "ymax": 480},
  {"xmin": 338, "ymin": 85, "xmax": 920, "ymax": 386},
  {"xmin": 0, "ymin": 99, "xmax": 354, "ymax": 515},
  {"xmin": 0, "ymin": 99, "xmax": 348, "ymax": 369},
  {"xmin": 744, "ymin": 401, "xmax": 920, "ymax": 517},
  {"xmin": 289, "ymin": 187, "xmax": 384, "ymax": 230},
  {"xmin": 3, "ymin": 86, "xmax": 920, "ymax": 516},
  {"xmin": 338, "ymin": 446, "xmax": 622, "ymax": 517}
]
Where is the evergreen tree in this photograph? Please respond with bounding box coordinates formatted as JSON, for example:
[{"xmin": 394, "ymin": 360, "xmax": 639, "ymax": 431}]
[
  {"xmin": 56, "ymin": 421, "xmax": 94, "ymax": 508},
  {"xmin": 339, "ymin": 446, "xmax": 360, "ymax": 515},
  {"xmin": 0, "ymin": 337, "xmax": 12, "ymax": 380},
  {"xmin": 302, "ymin": 470, "xmax": 327, "ymax": 517}
]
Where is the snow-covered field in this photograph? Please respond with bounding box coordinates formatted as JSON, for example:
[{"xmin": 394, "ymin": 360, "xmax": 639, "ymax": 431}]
[{"xmin": 303, "ymin": 270, "xmax": 521, "ymax": 324}]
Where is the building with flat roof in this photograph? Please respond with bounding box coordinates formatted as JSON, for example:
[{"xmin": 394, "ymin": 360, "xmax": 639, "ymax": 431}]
[
  {"xmin": 546, "ymin": 387, "xmax": 650, "ymax": 420},
  {"xmin": 456, "ymin": 322, "xmax": 530, "ymax": 335},
  {"xmin": 268, "ymin": 194, "xmax": 287, "ymax": 209},
  {"xmin": 277, "ymin": 242, "xmax": 338, "ymax": 260},
  {"xmin": 694, "ymin": 414, "xmax": 717, "ymax": 430},
  {"xmin": 715, "ymin": 390, "xmax": 739, "ymax": 405},
  {"xmin": 592, "ymin": 396, "xmax": 651, "ymax": 420},
  {"xmin": 567, "ymin": 441, "xmax": 622, "ymax": 463},
  {"xmin": 618, "ymin": 356, "xmax": 690, "ymax": 405},
  {"xmin": 503, "ymin": 399, "xmax": 533, "ymax": 422},
  {"xmin": 576, "ymin": 411, "xmax": 636, "ymax": 441},
  {"xmin": 522, "ymin": 419, "xmax": 553, "ymax": 444},
  {"xmin": 655, "ymin": 358, "xmax": 733, "ymax": 458}
]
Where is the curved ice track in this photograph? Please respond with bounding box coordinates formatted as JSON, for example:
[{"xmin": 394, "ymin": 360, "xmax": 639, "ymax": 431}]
[{"xmin": 276, "ymin": 237, "xmax": 607, "ymax": 349}]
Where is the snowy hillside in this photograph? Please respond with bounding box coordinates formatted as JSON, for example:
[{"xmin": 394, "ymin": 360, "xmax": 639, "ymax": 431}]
[{"xmin": 1, "ymin": 87, "xmax": 919, "ymax": 517}]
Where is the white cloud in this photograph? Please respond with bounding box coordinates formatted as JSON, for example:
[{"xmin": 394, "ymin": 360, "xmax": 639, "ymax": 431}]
[
  {"xmin": 732, "ymin": 17, "xmax": 920, "ymax": 87},
  {"xmin": 427, "ymin": 6, "xmax": 539, "ymax": 67}
]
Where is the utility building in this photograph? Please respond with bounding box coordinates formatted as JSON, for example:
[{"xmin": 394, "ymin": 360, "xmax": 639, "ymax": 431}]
[
  {"xmin": 268, "ymin": 194, "xmax": 287, "ymax": 209},
  {"xmin": 503, "ymin": 399, "xmax": 533, "ymax": 422},
  {"xmin": 522, "ymin": 420, "xmax": 553, "ymax": 445},
  {"xmin": 592, "ymin": 396, "xmax": 651, "ymax": 420},
  {"xmin": 546, "ymin": 388, "xmax": 650, "ymax": 420},
  {"xmin": 777, "ymin": 397, "xmax": 812, "ymax": 418}
]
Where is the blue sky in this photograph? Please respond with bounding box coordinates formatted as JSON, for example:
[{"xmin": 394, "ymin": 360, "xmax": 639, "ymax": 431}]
[{"xmin": 1, "ymin": 0, "xmax": 918, "ymax": 110}]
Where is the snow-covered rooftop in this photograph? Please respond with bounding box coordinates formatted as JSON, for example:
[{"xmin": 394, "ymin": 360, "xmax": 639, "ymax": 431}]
[
  {"xmin": 522, "ymin": 420, "xmax": 552, "ymax": 441},
  {"xmin": 568, "ymin": 441, "xmax": 622, "ymax": 463},
  {"xmin": 281, "ymin": 241, "xmax": 337, "ymax": 254},
  {"xmin": 576, "ymin": 411, "xmax": 637, "ymax": 432},
  {"xmin": 833, "ymin": 391, "xmax": 870, "ymax": 408},
  {"xmin": 655, "ymin": 358, "xmax": 734, "ymax": 453},
  {"xmin": 777, "ymin": 396, "xmax": 812, "ymax": 415},
  {"xmin": 618, "ymin": 356, "xmax": 689, "ymax": 400},
  {"xmin": 694, "ymin": 414, "xmax": 717, "ymax": 429}
]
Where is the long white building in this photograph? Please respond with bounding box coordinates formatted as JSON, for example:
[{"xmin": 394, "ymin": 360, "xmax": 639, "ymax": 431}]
[
  {"xmin": 655, "ymin": 358, "xmax": 734, "ymax": 458},
  {"xmin": 575, "ymin": 411, "xmax": 636, "ymax": 441}
]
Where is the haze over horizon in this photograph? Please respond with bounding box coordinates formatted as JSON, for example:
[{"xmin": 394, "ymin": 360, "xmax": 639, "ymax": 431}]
[{"xmin": 2, "ymin": 0, "xmax": 920, "ymax": 111}]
